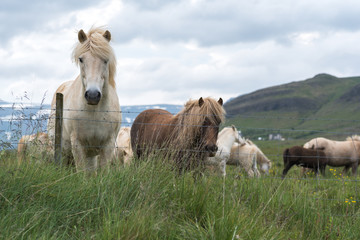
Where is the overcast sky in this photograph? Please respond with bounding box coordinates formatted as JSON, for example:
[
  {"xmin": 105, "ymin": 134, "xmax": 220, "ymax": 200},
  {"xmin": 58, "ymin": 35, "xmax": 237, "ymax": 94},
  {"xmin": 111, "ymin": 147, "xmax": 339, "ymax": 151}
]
[{"xmin": 1, "ymin": 0, "xmax": 360, "ymax": 106}]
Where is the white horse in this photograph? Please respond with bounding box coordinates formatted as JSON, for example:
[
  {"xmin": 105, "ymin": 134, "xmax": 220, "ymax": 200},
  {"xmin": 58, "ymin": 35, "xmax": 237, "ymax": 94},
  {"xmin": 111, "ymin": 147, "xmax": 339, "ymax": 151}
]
[
  {"xmin": 48, "ymin": 27, "xmax": 121, "ymax": 172},
  {"xmin": 206, "ymin": 125, "xmax": 243, "ymax": 176},
  {"xmin": 17, "ymin": 132, "xmax": 52, "ymax": 164},
  {"xmin": 304, "ymin": 137, "xmax": 360, "ymax": 175},
  {"xmin": 114, "ymin": 127, "xmax": 133, "ymax": 166},
  {"xmin": 227, "ymin": 139, "xmax": 272, "ymax": 177}
]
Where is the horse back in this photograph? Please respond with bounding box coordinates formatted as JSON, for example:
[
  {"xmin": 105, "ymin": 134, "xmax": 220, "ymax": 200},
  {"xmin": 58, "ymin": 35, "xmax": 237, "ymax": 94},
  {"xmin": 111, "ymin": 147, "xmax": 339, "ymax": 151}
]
[
  {"xmin": 131, "ymin": 109, "xmax": 174, "ymax": 158},
  {"xmin": 288, "ymin": 146, "xmax": 328, "ymax": 165}
]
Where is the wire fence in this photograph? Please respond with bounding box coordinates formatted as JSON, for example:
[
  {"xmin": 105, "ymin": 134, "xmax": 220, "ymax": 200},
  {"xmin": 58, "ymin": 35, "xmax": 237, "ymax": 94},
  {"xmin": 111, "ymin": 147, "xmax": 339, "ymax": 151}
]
[{"xmin": 1, "ymin": 103, "xmax": 360, "ymax": 210}]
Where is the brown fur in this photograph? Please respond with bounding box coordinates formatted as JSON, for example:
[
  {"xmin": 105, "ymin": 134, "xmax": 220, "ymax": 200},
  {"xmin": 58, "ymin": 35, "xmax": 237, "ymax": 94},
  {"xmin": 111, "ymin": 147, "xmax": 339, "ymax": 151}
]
[
  {"xmin": 282, "ymin": 146, "xmax": 328, "ymax": 178},
  {"xmin": 130, "ymin": 97, "xmax": 225, "ymax": 172}
]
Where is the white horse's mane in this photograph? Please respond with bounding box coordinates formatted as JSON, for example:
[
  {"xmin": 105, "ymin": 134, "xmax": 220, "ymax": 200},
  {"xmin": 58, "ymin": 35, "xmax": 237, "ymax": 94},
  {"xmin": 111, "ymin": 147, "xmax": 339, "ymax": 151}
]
[{"xmin": 346, "ymin": 135, "xmax": 360, "ymax": 141}]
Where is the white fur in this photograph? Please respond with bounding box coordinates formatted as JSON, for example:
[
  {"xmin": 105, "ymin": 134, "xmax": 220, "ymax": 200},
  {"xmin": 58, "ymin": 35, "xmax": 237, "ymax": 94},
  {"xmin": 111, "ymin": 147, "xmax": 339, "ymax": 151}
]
[
  {"xmin": 114, "ymin": 127, "xmax": 133, "ymax": 166},
  {"xmin": 47, "ymin": 28, "xmax": 121, "ymax": 172},
  {"xmin": 227, "ymin": 140, "xmax": 271, "ymax": 177},
  {"xmin": 206, "ymin": 125, "xmax": 242, "ymax": 176}
]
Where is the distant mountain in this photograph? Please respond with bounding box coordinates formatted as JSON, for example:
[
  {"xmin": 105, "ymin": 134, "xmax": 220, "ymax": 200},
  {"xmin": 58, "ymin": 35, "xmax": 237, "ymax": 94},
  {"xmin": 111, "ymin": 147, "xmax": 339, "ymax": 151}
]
[
  {"xmin": 121, "ymin": 104, "xmax": 183, "ymax": 126},
  {"xmin": 224, "ymin": 74, "xmax": 360, "ymax": 139}
]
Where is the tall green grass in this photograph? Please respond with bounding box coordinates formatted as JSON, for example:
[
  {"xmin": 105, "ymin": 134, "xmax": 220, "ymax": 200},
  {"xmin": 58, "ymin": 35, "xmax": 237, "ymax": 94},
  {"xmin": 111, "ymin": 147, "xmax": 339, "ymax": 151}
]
[{"xmin": 1, "ymin": 144, "xmax": 360, "ymax": 239}]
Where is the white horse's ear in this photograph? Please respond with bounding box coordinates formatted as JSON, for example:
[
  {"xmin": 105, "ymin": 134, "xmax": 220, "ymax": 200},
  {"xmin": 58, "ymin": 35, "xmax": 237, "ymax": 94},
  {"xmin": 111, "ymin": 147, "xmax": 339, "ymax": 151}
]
[
  {"xmin": 231, "ymin": 125, "xmax": 235, "ymax": 131},
  {"xmin": 78, "ymin": 29, "xmax": 87, "ymax": 43},
  {"xmin": 103, "ymin": 30, "xmax": 111, "ymax": 42},
  {"xmin": 198, "ymin": 97, "xmax": 204, "ymax": 107},
  {"xmin": 218, "ymin": 98, "xmax": 223, "ymax": 106}
]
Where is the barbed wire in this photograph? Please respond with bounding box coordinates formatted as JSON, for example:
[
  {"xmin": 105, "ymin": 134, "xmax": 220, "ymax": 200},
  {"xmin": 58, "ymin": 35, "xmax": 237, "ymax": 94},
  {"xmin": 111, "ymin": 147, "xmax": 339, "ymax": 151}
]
[
  {"xmin": 11, "ymin": 139, "xmax": 360, "ymax": 162},
  {"xmin": 2, "ymin": 117, "xmax": 360, "ymax": 137},
  {"xmin": 2, "ymin": 109, "xmax": 360, "ymax": 174},
  {"xmin": 2, "ymin": 105, "xmax": 360, "ymax": 125}
]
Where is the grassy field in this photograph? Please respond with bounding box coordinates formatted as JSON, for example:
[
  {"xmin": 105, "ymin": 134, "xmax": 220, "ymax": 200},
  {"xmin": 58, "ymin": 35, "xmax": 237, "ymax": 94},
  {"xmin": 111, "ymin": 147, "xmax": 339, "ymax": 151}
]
[{"xmin": 1, "ymin": 140, "xmax": 360, "ymax": 239}]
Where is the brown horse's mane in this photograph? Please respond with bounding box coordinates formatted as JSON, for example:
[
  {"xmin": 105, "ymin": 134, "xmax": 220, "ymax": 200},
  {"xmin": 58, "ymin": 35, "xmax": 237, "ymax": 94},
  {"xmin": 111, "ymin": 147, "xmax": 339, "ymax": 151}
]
[
  {"xmin": 173, "ymin": 97, "xmax": 225, "ymax": 148},
  {"xmin": 72, "ymin": 27, "xmax": 117, "ymax": 88}
]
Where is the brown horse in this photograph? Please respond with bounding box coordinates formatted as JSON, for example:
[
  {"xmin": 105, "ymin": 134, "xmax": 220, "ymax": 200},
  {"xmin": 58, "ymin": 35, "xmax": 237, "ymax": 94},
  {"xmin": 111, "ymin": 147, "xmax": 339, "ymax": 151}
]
[
  {"xmin": 130, "ymin": 97, "xmax": 225, "ymax": 172},
  {"xmin": 282, "ymin": 146, "xmax": 328, "ymax": 178}
]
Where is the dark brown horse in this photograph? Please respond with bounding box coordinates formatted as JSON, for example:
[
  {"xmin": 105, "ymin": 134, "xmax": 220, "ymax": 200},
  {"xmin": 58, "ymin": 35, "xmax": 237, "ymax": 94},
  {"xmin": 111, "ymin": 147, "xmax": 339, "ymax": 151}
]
[
  {"xmin": 130, "ymin": 97, "xmax": 225, "ymax": 172},
  {"xmin": 282, "ymin": 146, "xmax": 328, "ymax": 178}
]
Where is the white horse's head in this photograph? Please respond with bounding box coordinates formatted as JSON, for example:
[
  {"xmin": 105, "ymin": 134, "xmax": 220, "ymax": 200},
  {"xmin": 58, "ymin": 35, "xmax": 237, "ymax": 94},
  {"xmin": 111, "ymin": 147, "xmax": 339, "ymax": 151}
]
[
  {"xmin": 251, "ymin": 142, "xmax": 271, "ymax": 175},
  {"xmin": 260, "ymin": 161, "xmax": 271, "ymax": 174},
  {"xmin": 72, "ymin": 28, "xmax": 116, "ymax": 105}
]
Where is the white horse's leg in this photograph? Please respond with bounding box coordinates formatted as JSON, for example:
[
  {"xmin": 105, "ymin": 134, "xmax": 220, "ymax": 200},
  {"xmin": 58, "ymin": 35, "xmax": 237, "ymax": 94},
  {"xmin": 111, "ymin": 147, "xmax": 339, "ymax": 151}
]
[
  {"xmin": 123, "ymin": 154, "xmax": 131, "ymax": 166},
  {"xmin": 247, "ymin": 169, "xmax": 254, "ymax": 177},
  {"xmin": 241, "ymin": 158, "xmax": 254, "ymax": 177},
  {"xmin": 251, "ymin": 154, "xmax": 260, "ymax": 178},
  {"xmin": 254, "ymin": 169, "xmax": 261, "ymax": 178},
  {"xmin": 84, "ymin": 156, "xmax": 97, "ymax": 172},
  {"xmin": 71, "ymin": 143, "xmax": 86, "ymax": 171},
  {"xmin": 70, "ymin": 133, "xmax": 96, "ymax": 172},
  {"xmin": 219, "ymin": 160, "xmax": 225, "ymax": 176},
  {"xmin": 219, "ymin": 155, "xmax": 229, "ymax": 177},
  {"xmin": 98, "ymin": 142, "xmax": 114, "ymax": 169}
]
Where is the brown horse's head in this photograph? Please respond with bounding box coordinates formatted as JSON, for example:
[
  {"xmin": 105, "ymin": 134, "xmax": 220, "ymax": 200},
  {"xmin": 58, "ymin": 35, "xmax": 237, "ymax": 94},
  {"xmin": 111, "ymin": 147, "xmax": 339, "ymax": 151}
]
[
  {"xmin": 201, "ymin": 99, "xmax": 223, "ymax": 156},
  {"xmin": 176, "ymin": 97, "xmax": 225, "ymax": 158},
  {"xmin": 201, "ymin": 116, "xmax": 220, "ymax": 157}
]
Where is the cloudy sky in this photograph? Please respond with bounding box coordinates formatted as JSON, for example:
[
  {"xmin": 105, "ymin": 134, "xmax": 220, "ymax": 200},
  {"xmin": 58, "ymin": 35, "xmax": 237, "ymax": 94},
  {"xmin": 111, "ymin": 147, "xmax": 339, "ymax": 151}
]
[{"xmin": 1, "ymin": 0, "xmax": 360, "ymax": 106}]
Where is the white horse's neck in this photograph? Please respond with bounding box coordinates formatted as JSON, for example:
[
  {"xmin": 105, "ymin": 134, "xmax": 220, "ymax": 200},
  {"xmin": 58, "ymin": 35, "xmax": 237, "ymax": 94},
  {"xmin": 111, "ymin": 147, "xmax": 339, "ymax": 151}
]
[{"xmin": 217, "ymin": 129, "xmax": 237, "ymax": 154}]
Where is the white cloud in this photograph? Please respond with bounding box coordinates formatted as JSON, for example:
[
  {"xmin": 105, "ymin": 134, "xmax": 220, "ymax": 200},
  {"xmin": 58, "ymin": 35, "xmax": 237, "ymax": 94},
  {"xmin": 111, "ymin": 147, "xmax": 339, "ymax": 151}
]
[
  {"xmin": 1, "ymin": 0, "xmax": 360, "ymax": 106},
  {"xmin": 291, "ymin": 32, "xmax": 321, "ymax": 45}
]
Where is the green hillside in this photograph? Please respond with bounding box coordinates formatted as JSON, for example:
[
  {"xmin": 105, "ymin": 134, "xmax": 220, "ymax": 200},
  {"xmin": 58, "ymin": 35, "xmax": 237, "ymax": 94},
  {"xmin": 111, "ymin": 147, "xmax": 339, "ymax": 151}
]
[{"xmin": 224, "ymin": 74, "xmax": 360, "ymax": 140}]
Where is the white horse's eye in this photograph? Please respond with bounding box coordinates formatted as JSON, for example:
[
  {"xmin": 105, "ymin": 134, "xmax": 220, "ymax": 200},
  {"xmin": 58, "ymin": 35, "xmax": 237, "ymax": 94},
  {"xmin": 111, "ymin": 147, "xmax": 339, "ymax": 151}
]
[
  {"xmin": 79, "ymin": 57, "xmax": 83, "ymax": 63},
  {"xmin": 104, "ymin": 59, "xmax": 108, "ymax": 64}
]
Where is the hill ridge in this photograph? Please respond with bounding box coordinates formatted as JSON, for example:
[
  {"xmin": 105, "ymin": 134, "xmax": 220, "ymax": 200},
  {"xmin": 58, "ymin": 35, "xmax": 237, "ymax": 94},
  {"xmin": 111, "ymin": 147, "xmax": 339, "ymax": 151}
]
[{"xmin": 223, "ymin": 73, "xmax": 360, "ymax": 139}]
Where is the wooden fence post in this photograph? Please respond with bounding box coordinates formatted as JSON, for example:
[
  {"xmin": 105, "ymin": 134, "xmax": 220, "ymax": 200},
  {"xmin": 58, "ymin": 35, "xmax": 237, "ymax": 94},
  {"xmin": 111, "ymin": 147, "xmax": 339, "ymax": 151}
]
[{"xmin": 54, "ymin": 93, "xmax": 63, "ymax": 165}]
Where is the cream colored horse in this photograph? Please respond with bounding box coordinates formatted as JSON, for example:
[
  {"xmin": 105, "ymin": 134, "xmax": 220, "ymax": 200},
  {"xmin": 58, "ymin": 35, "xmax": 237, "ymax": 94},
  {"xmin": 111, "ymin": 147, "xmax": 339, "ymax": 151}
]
[
  {"xmin": 47, "ymin": 27, "xmax": 121, "ymax": 172},
  {"xmin": 17, "ymin": 132, "xmax": 52, "ymax": 164},
  {"xmin": 303, "ymin": 137, "xmax": 360, "ymax": 175},
  {"xmin": 114, "ymin": 127, "xmax": 133, "ymax": 166},
  {"xmin": 206, "ymin": 125, "xmax": 243, "ymax": 176},
  {"xmin": 227, "ymin": 140, "xmax": 272, "ymax": 177}
]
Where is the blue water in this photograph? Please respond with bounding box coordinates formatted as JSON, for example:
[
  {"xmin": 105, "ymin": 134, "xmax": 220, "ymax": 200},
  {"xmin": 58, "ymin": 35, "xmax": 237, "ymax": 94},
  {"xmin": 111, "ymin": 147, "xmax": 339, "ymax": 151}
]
[{"xmin": 0, "ymin": 101, "xmax": 182, "ymax": 149}]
